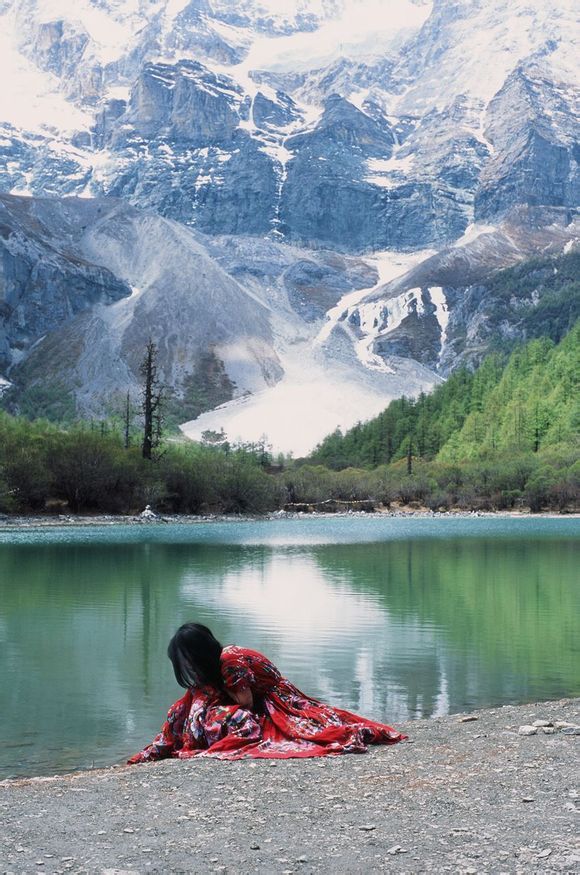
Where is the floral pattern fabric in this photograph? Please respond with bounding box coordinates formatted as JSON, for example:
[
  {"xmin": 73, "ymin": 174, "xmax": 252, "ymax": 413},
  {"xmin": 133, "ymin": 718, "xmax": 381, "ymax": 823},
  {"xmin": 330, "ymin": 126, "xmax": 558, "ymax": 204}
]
[{"xmin": 128, "ymin": 645, "xmax": 406, "ymax": 763}]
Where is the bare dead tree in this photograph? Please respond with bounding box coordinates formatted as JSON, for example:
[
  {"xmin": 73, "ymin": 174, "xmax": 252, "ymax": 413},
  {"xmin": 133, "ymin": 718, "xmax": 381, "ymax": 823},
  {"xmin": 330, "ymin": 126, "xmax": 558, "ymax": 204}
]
[{"xmin": 140, "ymin": 339, "xmax": 164, "ymax": 460}]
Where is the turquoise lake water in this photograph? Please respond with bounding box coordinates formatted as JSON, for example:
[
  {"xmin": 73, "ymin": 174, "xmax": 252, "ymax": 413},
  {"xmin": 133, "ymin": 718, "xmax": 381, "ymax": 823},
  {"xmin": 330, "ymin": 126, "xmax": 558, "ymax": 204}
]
[{"xmin": 0, "ymin": 516, "xmax": 578, "ymax": 778}]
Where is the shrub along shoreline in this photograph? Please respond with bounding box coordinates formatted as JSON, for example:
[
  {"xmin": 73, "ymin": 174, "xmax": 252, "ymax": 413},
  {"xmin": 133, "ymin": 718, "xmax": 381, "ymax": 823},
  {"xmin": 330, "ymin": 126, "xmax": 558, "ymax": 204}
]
[{"xmin": 0, "ymin": 410, "xmax": 577, "ymax": 519}]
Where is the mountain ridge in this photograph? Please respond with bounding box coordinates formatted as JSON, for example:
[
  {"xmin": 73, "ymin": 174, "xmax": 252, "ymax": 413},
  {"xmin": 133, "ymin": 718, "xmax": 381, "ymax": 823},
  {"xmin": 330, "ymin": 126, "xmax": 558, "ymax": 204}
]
[{"xmin": 1, "ymin": 0, "xmax": 577, "ymax": 251}]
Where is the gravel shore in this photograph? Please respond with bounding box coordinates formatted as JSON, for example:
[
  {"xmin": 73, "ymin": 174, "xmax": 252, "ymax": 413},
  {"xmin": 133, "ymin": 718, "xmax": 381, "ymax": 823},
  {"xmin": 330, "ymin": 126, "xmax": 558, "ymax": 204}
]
[
  {"xmin": 1, "ymin": 699, "xmax": 578, "ymax": 874},
  {"xmin": 1, "ymin": 510, "xmax": 578, "ymax": 529}
]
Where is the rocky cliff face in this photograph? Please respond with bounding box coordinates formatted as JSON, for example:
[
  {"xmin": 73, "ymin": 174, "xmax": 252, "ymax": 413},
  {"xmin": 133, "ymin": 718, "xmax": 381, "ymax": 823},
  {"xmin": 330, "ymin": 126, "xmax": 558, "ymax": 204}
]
[
  {"xmin": 475, "ymin": 67, "xmax": 580, "ymax": 220},
  {"xmin": 0, "ymin": 0, "xmax": 577, "ymax": 253},
  {"xmin": 342, "ymin": 207, "xmax": 580, "ymax": 376},
  {"xmin": 0, "ymin": 194, "xmax": 282, "ymax": 416},
  {"xmin": 0, "ymin": 195, "xmax": 130, "ymax": 375}
]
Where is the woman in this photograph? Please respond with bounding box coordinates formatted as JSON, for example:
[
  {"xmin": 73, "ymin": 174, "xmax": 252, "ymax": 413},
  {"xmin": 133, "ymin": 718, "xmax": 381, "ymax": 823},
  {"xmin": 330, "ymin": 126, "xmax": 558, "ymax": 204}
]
[{"xmin": 128, "ymin": 623, "xmax": 406, "ymax": 763}]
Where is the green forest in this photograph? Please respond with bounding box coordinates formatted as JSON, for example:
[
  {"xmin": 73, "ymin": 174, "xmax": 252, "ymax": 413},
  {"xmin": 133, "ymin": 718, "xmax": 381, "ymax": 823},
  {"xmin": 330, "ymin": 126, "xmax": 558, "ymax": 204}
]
[
  {"xmin": 0, "ymin": 321, "xmax": 578, "ymax": 517},
  {"xmin": 311, "ymin": 323, "xmax": 579, "ymax": 468}
]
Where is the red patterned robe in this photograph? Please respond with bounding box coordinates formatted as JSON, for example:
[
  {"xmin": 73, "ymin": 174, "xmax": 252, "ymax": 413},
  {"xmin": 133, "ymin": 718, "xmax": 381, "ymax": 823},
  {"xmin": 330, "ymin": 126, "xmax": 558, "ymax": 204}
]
[{"xmin": 128, "ymin": 645, "xmax": 406, "ymax": 763}]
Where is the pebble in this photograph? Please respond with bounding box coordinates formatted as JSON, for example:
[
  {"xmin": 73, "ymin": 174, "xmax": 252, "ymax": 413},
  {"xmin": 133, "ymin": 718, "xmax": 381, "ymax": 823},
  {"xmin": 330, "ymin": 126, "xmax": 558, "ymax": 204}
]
[
  {"xmin": 250, "ymin": 843, "xmax": 260, "ymax": 850},
  {"xmin": 537, "ymin": 849, "xmax": 552, "ymax": 858},
  {"xmin": 560, "ymin": 727, "xmax": 580, "ymax": 735},
  {"xmin": 554, "ymin": 721, "xmax": 578, "ymax": 729},
  {"xmin": 358, "ymin": 824, "xmax": 376, "ymax": 831},
  {"xmin": 518, "ymin": 725, "xmax": 538, "ymax": 736},
  {"xmin": 459, "ymin": 716, "xmax": 479, "ymax": 723},
  {"xmin": 386, "ymin": 845, "xmax": 408, "ymax": 855},
  {"xmin": 542, "ymin": 727, "xmax": 556, "ymax": 734},
  {"xmin": 532, "ymin": 720, "xmax": 553, "ymax": 728},
  {"xmin": 521, "ymin": 797, "xmax": 535, "ymax": 803}
]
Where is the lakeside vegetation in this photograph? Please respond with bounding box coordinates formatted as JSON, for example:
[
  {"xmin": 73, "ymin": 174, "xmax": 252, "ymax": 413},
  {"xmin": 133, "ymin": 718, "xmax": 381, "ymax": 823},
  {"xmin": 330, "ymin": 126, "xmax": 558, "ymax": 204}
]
[{"xmin": 0, "ymin": 323, "xmax": 578, "ymax": 517}]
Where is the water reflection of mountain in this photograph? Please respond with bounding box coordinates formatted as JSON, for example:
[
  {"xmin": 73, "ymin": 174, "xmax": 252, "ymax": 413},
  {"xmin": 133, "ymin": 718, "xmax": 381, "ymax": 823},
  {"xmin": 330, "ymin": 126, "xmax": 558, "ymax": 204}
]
[
  {"xmin": 1, "ymin": 531, "xmax": 578, "ymax": 776},
  {"xmin": 178, "ymin": 548, "xmax": 444, "ymax": 722}
]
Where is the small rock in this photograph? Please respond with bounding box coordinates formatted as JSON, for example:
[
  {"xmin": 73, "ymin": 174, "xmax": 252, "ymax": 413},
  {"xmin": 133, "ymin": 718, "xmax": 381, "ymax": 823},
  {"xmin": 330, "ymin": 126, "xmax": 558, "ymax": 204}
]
[
  {"xmin": 359, "ymin": 824, "xmax": 376, "ymax": 831},
  {"xmin": 537, "ymin": 849, "xmax": 552, "ymax": 859},
  {"xmin": 386, "ymin": 845, "xmax": 408, "ymax": 855},
  {"xmin": 532, "ymin": 720, "xmax": 553, "ymax": 727},
  {"xmin": 459, "ymin": 715, "xmax": 479, "ymax": 723},
  {"xmin": 521, "ymin": 796, "xmax": 535, "ymax": 803},
  {"xmin": 122, "ymin": 827, "xmax": 135, "ymax": 833},
  {"xmin": 560, "ymin": 727, "xmax": 580, "ymax": 735},
  {"xmin": 555, "ymin": 721, "xmax": 578, "ymax": 729},
  {"xmin": 518, "ymin": 725, "xmax": 538, "ymax": 736},
  {"xmin": 542, "ymin": 727, "xmax": 556, "ymax": 734},
  {"xmin": 296, "ymin": 856, "xmax": 308, "ymax": 862},
  {"xmin": 250, "ymin": 844, "xmax": 260, "ymax": 850}
]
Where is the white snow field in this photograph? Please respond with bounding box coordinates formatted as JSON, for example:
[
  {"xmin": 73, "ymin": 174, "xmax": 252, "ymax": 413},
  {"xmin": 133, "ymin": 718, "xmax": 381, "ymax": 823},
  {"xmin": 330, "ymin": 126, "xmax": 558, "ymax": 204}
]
[{"xmin": 181, "ymin": 250, "xmax": 439, "ymax": 456}]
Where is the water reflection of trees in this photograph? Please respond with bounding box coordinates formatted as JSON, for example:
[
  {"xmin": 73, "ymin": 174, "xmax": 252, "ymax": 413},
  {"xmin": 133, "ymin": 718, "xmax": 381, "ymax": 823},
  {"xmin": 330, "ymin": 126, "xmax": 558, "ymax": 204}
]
[{"xmin": 311, "ymin": 538, "xmax": 580, "ymax": 710}]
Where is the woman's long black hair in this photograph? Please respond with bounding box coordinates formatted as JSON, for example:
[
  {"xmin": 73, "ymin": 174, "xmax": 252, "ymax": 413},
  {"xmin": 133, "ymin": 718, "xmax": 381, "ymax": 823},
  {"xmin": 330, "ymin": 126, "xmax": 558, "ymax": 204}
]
[{"xmin": 167, "ymin": 623, "xmax": 224, "ymax": 689}]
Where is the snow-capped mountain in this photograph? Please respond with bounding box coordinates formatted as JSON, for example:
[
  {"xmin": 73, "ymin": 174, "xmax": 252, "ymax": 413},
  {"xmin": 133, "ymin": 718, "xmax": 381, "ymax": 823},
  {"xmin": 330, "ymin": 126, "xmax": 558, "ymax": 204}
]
[
  {"xmin": 0, "ymin": 0, "xmax": 578, "ymax": 451},
  {"xmin": 2, "ymin": 0, "xmax": 577, "ymax": 249}
]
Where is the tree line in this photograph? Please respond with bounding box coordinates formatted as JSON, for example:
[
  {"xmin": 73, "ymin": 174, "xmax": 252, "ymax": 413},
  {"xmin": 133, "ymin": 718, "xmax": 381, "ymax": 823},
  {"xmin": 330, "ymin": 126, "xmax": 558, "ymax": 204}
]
[{"xmin": 0, "ymin": 324, "xmax": 577, "ymax": 517}]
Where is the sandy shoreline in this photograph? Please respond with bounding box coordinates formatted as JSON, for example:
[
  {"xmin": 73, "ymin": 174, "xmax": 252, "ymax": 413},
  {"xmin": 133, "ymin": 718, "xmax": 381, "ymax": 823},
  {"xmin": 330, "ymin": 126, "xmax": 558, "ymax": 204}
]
[
  {"xmin": 1, "ymin": 699, "xmax": 578, "ymax": 873},
  {"xmin": 1, "ymin": 509, "xmax": 579, "ymax": 529}
]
